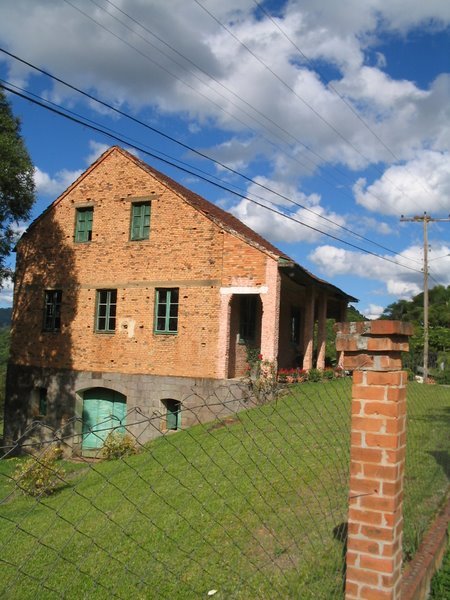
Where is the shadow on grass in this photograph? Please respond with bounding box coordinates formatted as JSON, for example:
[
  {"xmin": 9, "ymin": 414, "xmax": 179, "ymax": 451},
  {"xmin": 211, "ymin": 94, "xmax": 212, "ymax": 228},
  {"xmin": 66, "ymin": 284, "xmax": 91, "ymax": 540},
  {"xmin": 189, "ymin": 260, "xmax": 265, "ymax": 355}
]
[
  {"xmin": 428, "ymin": 451, "xmax": 450, "ymax": 481},
  {"xmin": 333, "ymin": 521, "xmax": 348, "ymax": 593}
]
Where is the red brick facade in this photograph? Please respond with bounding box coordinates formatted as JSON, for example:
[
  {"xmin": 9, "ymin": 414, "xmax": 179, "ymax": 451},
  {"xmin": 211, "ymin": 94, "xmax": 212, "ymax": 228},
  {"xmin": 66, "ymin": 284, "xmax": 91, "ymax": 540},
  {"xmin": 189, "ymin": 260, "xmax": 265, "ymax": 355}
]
[{"xmin": 5, "ymin": 147, "xmax": 355, "ymax": 451}]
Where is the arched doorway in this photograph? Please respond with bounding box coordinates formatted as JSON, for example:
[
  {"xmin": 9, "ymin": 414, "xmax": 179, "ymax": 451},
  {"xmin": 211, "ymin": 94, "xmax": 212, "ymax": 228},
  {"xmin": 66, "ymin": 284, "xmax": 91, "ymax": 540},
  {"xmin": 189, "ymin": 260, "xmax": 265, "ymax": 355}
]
[{"xmin": 82, "ymin": 388, "xmax": 127, "ymax": 451}]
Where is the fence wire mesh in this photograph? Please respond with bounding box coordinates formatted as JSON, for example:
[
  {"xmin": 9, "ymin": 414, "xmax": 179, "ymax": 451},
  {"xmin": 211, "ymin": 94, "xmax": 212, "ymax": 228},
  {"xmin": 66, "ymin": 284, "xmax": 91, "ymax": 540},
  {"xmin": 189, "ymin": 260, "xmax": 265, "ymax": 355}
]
[
  {"xmin": 1, "ymin": 379, "xmax": 352, "ymax": 600},
  {"xmin": 402, "ymin": 380, "xmax": 450, "ymax": 561}
]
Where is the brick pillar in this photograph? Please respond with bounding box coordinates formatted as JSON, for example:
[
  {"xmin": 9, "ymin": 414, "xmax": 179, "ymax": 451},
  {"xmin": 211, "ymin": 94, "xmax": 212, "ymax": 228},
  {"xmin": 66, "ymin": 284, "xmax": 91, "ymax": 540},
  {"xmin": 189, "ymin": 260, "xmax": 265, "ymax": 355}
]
[
  {"xmin": 302, "ymin": 286, "xmax": 315, "ymax": 370},
  {"xmin": 335, "ymin": 321, "xmax": 414, "ymax": 600},
  {"xmin": 316, "ymin": 293, "xmax": 327, "ymax": 370}
]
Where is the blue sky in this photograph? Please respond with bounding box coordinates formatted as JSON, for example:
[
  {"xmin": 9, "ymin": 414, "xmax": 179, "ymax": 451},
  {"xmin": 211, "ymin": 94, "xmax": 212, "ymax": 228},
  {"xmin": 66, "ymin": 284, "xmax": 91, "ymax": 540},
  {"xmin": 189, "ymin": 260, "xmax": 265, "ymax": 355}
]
[{"xmin": 0, "ymin": 0, "xmax": 449, "ymax": 315}]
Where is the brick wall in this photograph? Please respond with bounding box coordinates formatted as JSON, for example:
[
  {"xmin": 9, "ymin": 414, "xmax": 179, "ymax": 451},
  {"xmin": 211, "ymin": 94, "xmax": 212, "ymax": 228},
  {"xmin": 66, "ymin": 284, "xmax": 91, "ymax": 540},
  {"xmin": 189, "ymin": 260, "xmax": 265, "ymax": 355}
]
[{"xmin": 10, "ymin": 148, "xmax": 272, "ymax": 379}]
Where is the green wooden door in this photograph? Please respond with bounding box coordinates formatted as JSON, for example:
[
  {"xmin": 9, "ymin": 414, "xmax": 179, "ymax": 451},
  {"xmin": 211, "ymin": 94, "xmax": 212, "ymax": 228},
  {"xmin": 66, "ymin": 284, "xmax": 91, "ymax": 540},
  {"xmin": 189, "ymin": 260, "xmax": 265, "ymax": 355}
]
[
  {"xmin": 165, "ymin": 400, "xmax": 181, "ymax": 430},
  {"xmin": 82, "ymin": 388, "xmax": 127, "ymax": 450}
]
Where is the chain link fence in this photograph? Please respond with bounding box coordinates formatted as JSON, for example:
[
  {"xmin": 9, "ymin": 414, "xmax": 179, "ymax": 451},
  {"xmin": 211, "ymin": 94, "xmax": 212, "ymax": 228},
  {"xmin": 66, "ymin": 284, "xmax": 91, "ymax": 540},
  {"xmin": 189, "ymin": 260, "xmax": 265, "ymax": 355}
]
[
  {"xmin": 1, "ymin": 379, "xmax": 352, "ymax": 599},
  {"xmin": 1, "ymin": 376, "xmax": 449, "ymax": 598},
  {"xmin": 402, "ymin": 381, "xmax": 450, "ymax": 561}
]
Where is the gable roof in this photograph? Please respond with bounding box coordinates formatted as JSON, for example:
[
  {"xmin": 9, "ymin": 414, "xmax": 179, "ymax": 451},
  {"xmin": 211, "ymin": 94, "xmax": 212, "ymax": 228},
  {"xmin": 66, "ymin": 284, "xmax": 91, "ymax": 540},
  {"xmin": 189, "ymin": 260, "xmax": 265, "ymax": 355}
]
[
  {"xmin": 22, "ymin": 145, "xmax": 357, "ymax": 302},
  {"xmin": 119, "ymin": 147, "xmax": 291, "ymax": 262}
]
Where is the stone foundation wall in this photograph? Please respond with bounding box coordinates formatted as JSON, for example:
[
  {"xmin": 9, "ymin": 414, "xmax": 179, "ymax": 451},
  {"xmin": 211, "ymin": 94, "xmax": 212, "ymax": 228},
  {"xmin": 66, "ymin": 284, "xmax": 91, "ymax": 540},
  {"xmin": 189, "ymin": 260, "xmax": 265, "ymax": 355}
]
[{"xmin": 4, "ymin": 363, "xmax": 251, "ymax": 455}]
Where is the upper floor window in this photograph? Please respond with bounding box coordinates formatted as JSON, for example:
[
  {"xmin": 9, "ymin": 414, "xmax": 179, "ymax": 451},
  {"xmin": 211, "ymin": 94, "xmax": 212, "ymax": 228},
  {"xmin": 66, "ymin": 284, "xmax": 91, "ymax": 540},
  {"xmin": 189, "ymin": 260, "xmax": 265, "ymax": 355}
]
[
  {"xmin": 95, "ymin": 289, "xmax": 117, "ymax": 333},
  {"xmin": 75, "ymin": 207, "xmax": 93, "ymax": 242},
  {"xmin": 130, "ymin": 201, "xmax": 151, "ymax": 240},
  {"xmin": 43, "ymin": 290, "xmax": 62, "ymax": 332},
  {"xmin": 154, "ymin": 288, "xmax": 179, "ymax": 334}
]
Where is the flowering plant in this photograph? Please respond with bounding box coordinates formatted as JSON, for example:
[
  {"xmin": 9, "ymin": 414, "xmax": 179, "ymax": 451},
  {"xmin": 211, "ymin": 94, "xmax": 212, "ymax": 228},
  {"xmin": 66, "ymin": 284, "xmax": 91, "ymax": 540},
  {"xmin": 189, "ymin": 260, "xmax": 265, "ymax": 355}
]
[{"xmin": 277, "ymin": 368, "xmax": 307, "ymax": 384}]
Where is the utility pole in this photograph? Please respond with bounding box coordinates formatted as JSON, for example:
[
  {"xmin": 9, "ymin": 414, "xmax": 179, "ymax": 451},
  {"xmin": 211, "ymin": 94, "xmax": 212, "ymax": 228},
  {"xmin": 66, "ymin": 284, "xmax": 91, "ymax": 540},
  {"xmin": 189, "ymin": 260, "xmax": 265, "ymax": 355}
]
[{"xmin": 400, "ymin": 212, "xmax": 450, "ymax": 383}]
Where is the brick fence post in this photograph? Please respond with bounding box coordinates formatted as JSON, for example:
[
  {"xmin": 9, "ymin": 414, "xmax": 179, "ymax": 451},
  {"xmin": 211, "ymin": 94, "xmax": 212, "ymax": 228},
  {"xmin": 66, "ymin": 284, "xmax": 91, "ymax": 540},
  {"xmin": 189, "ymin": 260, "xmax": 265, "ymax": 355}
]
[{"xmin": 335, "ymin": 320, "xmax": 414, "ymax": 600}]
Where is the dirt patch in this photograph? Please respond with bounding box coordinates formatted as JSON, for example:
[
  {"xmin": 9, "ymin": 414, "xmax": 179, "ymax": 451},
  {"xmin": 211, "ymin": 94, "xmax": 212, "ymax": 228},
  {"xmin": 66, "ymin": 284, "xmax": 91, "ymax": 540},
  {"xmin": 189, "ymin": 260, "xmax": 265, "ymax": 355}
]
[{"xmin": 207, "ymin": 416, "xmax": 241, "ymax": 432}]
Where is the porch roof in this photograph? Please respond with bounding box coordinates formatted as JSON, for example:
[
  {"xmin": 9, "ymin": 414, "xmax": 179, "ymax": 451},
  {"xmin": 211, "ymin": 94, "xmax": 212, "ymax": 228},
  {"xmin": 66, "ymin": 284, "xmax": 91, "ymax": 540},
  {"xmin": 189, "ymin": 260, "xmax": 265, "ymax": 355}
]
[{"xmin": 278, "ymin": 259, "xmax": 358, "ymax": 304}]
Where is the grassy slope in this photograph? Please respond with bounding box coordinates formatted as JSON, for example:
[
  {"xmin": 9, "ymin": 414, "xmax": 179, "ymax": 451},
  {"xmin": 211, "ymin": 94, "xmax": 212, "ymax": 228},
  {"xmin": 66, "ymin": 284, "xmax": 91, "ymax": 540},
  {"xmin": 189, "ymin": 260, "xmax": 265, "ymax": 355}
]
[{"xmin": 0, "ymin": 380, "xmax": 448, "ymax": 599}]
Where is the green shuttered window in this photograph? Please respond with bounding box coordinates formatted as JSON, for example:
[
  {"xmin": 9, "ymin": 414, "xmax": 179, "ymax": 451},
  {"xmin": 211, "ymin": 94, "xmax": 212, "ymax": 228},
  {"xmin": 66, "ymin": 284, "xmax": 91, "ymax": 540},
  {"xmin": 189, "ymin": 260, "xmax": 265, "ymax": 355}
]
[
  {"xmin": 75, "ymin": 207, "xmax": 93, "ymax": 242},
  {"xmin": 154, "ymin": 288, "xmax": 179, "ymax": 334},
  {"xmin": 95, "ymin": 289, "xmax": 117, "ymax": 333},
  {"xmin": 43, "ymin": 290, "xmax": 62, "ymax": 332},
  {"xmin": 130, "ymin": 202, "xmax": 151, "ymax": 240}
]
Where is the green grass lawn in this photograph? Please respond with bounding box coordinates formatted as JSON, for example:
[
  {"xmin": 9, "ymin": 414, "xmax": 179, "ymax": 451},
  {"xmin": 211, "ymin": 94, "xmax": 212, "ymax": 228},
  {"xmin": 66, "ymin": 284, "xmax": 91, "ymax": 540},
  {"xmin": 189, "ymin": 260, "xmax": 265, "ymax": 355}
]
[
  {"xmin": 0, "ymin": 379, "xmax": 448, "ymax": 599},
  {"xmin": 403, "ymin": 382, "xmax": 450, "ymax": 560},
  {"xmin": 429, "ymin": 531, "xmax": 450, "ymax": 599}
]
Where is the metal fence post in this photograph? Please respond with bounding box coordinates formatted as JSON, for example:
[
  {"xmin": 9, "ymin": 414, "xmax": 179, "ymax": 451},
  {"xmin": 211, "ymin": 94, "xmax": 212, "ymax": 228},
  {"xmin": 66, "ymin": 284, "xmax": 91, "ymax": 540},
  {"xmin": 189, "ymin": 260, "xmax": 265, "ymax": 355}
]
[{"xmin": 335, "ymin": 320, "xmax": 413, "ymax": 600}]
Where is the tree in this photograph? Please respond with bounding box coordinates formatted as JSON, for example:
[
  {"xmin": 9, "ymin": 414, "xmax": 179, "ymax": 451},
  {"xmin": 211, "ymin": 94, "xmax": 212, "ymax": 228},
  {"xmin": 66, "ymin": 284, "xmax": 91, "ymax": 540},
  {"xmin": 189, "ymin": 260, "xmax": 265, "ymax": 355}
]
[
  {"xmin": 0, "ymin": 87, "xmax": 35, "ymax": 281},
  {"xmin": 380, "ymin": 285, "xmax": 450, "ymax": 377}
]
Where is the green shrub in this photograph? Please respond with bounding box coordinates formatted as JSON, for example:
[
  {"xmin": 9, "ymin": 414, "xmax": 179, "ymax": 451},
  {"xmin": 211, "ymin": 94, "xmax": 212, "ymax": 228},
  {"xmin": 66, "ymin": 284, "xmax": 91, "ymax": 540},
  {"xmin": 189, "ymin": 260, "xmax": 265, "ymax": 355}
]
[
  {"xmin": 405, "ymin": 368, "xmax": 415, "ymax": 381},
  {"xmin": 431, "ymin": 368, "xmax": 450, "ymax": 385},
  {"xmin": 429, "ymin": 539, "xmax": 450, "ymax": 598},
  {"xmin": 13, "ymin": 445, "xmax": 65, "ymax": 497},
  {"xmin": 307, "ymin": 368, "xmax": 323, "ymax": 382},
  {"xmin": 323, "ymin": 368, "xmax": 334, "ymax": 380},
  {"xmin": 102, "ymin": 431, "xmax": 137, "ymax": 460}
]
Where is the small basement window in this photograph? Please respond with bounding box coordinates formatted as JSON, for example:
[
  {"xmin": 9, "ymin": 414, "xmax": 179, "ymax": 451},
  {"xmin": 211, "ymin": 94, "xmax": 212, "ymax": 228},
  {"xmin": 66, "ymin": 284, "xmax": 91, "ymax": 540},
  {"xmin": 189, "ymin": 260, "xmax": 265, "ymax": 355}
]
[
  {"xmin": 162, "ymin": 399, "xmax": 181, "ymax": 431},
  {"xmin": 38, "ymin": 387, "xmax": 47, "ymax": 416}
]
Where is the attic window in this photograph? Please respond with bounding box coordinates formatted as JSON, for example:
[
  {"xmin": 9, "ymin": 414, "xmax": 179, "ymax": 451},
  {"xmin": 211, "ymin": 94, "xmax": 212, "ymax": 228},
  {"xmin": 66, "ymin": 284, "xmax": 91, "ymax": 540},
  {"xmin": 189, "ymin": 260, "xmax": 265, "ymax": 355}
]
[
  {"xmin": 75, "ymin": 207, "xmax": 93, "ymax": 242},
  {"xmin": 130, "ymin": 201, "xmax": 151, "ymax": 240}
]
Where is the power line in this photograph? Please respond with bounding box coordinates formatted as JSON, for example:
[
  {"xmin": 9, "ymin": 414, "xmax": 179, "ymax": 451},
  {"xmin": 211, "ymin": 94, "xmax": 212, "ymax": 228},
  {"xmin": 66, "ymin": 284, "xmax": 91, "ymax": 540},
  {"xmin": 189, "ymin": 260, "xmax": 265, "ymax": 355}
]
[
  {"xmin": 251, "ymin": 0, "xmax": 434, "ymax": 200},
  {"xmin": 61, "ymin": 0, "xmax": 419, "ymax": 230},
  {"xmin": 1, "ymin": 80, "xmax": 423, "ymax": 275},
  {"xmin": 400, "ymin": 212, "xmax": 450, "ymax": 381},
  {"xmin": 194, "ymin": 0, "xmax": 425, "ymax": 211},
  {"xmin": 0, "ymin": 48, "xmax": 421, "ymax": 264}
]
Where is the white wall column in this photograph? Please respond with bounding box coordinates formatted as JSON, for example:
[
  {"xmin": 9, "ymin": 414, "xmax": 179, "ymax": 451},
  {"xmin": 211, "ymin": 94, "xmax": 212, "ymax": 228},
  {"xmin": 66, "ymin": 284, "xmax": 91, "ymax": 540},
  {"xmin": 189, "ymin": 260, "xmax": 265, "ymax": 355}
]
[
  {"xmin": 260, "ymin": 259, "xmax": 281, "ymax": 364},
  {"xmin": 316, "ymin": 293, "xmax": 328, "ymax": 370},
  {"xmin": 216, "ymin": 294, "xmax": 232, "ymax": 378},
  {"xmin": 302, "ymin": 287, "xmax": 315, "ymax": 370},
  {"xmin": 337, "ymin": 300, "xmax": 348, "ymax": 368}
]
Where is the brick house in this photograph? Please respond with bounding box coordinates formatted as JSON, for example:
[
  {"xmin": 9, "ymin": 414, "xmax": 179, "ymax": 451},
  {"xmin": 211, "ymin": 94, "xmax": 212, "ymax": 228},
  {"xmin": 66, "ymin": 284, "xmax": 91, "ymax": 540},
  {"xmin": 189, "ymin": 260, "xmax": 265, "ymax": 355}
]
[{"xmin": 4, "ymin": 146, "xmax": 356, "ymax": 453}]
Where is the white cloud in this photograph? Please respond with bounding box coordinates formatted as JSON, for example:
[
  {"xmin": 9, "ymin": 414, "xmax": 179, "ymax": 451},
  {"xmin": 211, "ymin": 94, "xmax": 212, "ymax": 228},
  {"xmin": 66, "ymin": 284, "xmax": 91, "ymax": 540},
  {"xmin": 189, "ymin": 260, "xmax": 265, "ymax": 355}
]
[
  {"xmin": 33, "ymin": 140, "xmax": 141, "ymax": 198},
  {"xmin": 1, "ymin": 0, "xmax": 449, "ymax": 176},
  {"xmin": 230, "ymin": 177, "xmax": 346, "ymax": 243},
  {"xmin": 310, "ymin": 241, "xmax": 450, "ymax": 300},
  {"xmin": 354, "ymin": 150, "xmax": 450, "ymax": 216},
  {"xmin": 353, "ymin": 216, "xmax": 394, "ymax": 236},
  {"xmin": 85, "ymin": 141, "xmax": 110, "ymax": 165},
  {"xmin": 363, "ymin": 303, "xmax": 385, "ymax": 320},
  {"xmin": 0, "ymin": 277, "xmax": 14, "ymax": 305},
  {"xmin": 34, "ymin": 166, "xmax": 83, "ymax": 197}
]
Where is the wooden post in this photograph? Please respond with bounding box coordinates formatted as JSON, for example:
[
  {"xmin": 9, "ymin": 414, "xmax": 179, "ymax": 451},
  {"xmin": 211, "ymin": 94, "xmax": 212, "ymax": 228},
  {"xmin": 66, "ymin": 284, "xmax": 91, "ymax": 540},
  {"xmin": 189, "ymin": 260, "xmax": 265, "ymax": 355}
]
[{"xmin": 335, "ymin": 320, "xmax": 413, "ymax": 600}]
